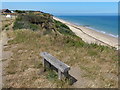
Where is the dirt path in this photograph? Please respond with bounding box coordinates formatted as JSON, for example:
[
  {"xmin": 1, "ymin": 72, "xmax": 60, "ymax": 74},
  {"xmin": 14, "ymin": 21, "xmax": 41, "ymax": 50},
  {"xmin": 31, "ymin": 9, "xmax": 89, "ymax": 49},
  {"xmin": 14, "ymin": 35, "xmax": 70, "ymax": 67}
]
[
  {"xmin": 0, "ymin": 31, "xmax": 8, "ymax": 89},
  {"xmin": 69, "ymin": 66, "xmax": 96, "ymax": 88},
  {"xmin": 0, "ymin": 31, "xmax": 3, "ymax": 89},
  {"xmin": 0, "ymin": 30, "xmax": 13, "ymax": 89}
]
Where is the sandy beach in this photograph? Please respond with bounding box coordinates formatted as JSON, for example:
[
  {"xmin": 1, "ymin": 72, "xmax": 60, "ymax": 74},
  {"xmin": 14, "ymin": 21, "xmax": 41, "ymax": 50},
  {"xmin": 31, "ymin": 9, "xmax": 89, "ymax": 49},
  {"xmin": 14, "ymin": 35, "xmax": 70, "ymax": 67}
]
[{"xmin": 53, "ymin": 17, "xmax": 118, "ymax": 49}]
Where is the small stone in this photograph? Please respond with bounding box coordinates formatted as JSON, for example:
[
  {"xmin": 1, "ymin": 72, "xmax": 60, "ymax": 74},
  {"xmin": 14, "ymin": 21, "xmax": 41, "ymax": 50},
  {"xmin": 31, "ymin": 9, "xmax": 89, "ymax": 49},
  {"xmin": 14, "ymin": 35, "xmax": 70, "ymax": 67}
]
[
  {"xmin": 24, "ymin": 50, "xmax": 28, "ymax": 53},
  {"xmin": 18, "ymin": 50, "xmax": 23, "ymax": 53}
]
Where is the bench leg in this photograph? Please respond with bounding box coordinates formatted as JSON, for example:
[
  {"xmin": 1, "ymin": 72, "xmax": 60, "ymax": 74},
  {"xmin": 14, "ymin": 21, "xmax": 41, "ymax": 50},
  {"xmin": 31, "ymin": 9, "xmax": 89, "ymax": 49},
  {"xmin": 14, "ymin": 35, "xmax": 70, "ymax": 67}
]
[
  {"xmin": 64, "ymin": 71, "xmax": 69, "ymax": 78},
  {"xmin": 58, "ymin": 70, "xmax": 62, "ymax": 80},
  {"xmin": 42, "ymin": 58, "xmax": 46, "ymax": 72}
]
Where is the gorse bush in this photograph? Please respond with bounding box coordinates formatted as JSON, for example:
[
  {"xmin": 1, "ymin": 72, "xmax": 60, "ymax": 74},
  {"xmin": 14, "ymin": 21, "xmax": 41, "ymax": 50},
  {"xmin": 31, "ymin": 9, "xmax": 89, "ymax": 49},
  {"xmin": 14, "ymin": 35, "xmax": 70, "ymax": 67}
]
[
  {"xmin": 13, "ymin": 13, "xmax": 54, "ymax": 31},
  {"xmin": 13, "ymin": 15, "xmax": 40, "ymax": 31}
]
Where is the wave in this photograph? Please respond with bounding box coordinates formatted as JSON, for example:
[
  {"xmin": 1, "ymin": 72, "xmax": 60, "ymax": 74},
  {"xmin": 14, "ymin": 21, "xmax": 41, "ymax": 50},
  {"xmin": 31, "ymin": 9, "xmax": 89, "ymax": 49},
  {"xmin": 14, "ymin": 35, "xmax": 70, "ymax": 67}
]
[{"xmin": 85, "ymin": 26, "xmax": 118, "ymax": 38}]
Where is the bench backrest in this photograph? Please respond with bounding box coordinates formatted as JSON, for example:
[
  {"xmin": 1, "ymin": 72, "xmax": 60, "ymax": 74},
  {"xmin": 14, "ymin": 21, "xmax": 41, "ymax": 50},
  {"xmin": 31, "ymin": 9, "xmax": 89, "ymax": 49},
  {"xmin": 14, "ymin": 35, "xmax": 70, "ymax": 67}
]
[{"xmin": 40, "ymin": 52, "xmax": 70, "ymax": 73}]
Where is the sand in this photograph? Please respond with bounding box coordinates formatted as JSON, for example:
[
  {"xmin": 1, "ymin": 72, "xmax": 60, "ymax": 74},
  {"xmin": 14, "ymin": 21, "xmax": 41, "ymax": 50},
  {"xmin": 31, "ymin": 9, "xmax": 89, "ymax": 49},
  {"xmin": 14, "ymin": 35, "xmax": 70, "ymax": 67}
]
[{"xmin": 53, "ymin": 17, "xmax": 118, "ymax": 50}]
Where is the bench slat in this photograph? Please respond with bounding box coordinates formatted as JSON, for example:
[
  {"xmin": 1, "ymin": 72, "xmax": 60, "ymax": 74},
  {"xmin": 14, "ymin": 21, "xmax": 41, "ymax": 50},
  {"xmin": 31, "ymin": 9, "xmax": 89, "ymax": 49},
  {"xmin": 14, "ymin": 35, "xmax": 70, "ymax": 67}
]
[{"xmin": 40, "ymin": 52, "xmax": 70, "ymax": 72}]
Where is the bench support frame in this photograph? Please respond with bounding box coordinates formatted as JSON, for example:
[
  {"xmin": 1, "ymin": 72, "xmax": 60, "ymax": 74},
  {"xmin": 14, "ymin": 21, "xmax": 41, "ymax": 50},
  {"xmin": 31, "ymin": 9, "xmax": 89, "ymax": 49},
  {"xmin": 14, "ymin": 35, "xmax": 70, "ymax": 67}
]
[
  {"xmin": 40, "ymin": 52, "xmax": 70, "ymax": 80},
  {"xmin": 42, "ymin": 58, "xmax": 46, "ymax": 72},
  {"xmin": 58, "ymin": 70, "xmax": 62, "ymax": 80}
]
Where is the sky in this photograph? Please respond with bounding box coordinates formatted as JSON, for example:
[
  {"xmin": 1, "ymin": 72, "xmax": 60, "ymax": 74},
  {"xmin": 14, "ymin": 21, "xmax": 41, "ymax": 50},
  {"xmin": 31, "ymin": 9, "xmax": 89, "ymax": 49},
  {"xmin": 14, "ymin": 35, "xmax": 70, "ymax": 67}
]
[
  {"xmin": 2, "ymin": 2, "xmax": 118, "ymax": 15},
  {"xmin": 1, "ymin": 0, "xmax": 119, "ymax": 2}
]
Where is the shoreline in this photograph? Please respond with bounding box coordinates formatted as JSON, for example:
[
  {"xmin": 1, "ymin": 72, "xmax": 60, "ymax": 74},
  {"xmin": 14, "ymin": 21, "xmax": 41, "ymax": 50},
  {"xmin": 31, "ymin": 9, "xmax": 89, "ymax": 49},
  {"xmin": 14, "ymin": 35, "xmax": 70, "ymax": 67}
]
[
  {"xmin": 56, "ymin": 16, "xmax": 118, "ymax": 38},
  {"xmin": 53, "ymin": 16, "xmax": 118, "ymax": 50},
  {"xmin": 84, "ymin": 26, "xmax": 118, "ymax": 38}
]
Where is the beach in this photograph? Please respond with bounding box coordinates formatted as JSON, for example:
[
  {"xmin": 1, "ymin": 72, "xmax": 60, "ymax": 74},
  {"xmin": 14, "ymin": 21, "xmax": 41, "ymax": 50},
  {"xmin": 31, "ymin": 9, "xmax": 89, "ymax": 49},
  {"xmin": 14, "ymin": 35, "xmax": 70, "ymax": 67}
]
[{"xmin": 53, "ymin": 17, "xmax": 118, "ymax": 49}]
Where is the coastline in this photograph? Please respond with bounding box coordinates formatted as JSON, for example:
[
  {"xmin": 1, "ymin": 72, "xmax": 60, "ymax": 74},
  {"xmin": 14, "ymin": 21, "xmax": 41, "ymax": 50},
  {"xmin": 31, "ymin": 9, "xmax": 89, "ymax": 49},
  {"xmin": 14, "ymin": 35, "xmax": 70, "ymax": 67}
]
[{"xmin": 53, "ymin": 16, "xmax": 118, "ymax": 50}]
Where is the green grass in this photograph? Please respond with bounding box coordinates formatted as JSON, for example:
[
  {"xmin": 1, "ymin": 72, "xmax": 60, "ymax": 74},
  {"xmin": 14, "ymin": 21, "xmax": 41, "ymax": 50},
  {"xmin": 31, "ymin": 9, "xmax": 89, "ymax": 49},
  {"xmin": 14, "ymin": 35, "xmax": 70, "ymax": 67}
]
[
  {"xmin": 46, "ymin": 69, "xmax": 58, "ymax": 81},
  {"xmin": 45, "ymin": 69, "xmax": 71, "ymax": 88}
]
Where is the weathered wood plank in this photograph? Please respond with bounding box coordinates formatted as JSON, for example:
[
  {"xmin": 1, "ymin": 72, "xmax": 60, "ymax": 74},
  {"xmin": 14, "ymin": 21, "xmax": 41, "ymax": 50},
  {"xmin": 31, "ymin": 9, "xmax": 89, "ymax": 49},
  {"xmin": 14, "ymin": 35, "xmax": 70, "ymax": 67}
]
[{"xmin": 40, "ymin": 52, "xmax": 70, "ymax": 73}]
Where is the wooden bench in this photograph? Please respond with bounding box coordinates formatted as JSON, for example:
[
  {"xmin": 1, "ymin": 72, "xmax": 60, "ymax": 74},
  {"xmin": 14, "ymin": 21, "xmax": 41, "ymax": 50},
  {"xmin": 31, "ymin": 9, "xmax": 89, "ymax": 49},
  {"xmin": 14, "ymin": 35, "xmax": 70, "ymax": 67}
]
[{"xmin": 40, "ymin": 52, "xmax": 70, "ymax": 80}]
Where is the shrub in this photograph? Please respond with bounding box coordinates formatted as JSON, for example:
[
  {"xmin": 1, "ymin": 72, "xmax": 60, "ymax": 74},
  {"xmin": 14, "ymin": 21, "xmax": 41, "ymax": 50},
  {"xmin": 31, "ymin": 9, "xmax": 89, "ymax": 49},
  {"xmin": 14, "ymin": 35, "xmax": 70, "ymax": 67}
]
[
  {"xmin": 13, "ymin": 13, "xmax": 54, "ymax": 31},
  {"xmin": 5, "ymin": 24, "xmax": 9, "ymax": 27},
  {"xmin": 15, "ymin": 10, "xmax": 26, "ymax": 13},
  {"xmin": 64, "ymin": 36, "xmax": 85, "ymax": 47},
  {"xmin": 55, "ymin": 20, "xmax": 69, "ymax": 29},
  {"xmin": 13, "ymin": 15, "xmax": 39, "ymax": 31},
  {"xmin": 6, "ymin": 27, "xmax": 9, "ymax": 30},
  {"xmin": 29, "ymin": 24, "xmax": 39, "ymax": 31}
]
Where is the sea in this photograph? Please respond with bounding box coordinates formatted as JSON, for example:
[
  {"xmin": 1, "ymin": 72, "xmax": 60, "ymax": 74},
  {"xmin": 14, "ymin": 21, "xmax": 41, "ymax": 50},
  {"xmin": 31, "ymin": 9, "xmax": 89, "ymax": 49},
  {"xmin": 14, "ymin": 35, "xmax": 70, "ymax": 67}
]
[{"xmin": 56, "ymin": 15, "xmax": 118, "ymax": 37}]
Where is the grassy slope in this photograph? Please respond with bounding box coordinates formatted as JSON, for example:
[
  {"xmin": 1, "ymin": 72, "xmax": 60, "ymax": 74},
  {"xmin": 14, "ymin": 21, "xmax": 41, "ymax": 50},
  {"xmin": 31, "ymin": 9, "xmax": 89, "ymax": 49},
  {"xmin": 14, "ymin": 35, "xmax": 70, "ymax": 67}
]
[{"xmin": 3, "ymin": 12, "xmax": 118, "ymax": 88}]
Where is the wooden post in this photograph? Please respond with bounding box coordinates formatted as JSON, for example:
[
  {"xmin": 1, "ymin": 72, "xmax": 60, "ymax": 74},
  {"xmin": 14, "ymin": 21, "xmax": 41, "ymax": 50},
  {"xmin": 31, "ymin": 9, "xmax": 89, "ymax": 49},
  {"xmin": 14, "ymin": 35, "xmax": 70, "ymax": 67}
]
[{"xmin": 58, "ymin": 70, "xmax": 62, "ymax": 80}]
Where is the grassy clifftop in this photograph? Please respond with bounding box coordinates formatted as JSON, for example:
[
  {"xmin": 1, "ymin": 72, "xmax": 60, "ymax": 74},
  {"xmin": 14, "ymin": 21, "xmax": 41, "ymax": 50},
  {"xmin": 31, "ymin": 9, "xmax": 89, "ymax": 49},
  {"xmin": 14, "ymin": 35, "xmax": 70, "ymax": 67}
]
[
  {"xmin": 13, "ymin": 12, "xmax": 75, "ymax": 36},
  {"xmin": 3, "ymin": 11, "xmax": 118, "ymax": 88}
]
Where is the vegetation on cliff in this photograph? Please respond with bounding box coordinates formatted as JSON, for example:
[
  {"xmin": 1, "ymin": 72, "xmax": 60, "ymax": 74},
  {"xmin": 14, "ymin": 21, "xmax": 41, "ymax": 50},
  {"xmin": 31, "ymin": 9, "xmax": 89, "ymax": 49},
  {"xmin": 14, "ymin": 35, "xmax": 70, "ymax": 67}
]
[{"xmin": 13, "ymin": 12, "xmax": 75, "ymax": 36}]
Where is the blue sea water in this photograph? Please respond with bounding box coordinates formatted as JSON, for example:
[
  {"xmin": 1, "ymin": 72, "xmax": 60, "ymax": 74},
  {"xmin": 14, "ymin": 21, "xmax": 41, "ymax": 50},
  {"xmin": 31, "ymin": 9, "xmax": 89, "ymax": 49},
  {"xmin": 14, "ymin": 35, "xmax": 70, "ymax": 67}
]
[{"xmin": 56, "ymin": 15, "xmax": 118, "ymax": 37}]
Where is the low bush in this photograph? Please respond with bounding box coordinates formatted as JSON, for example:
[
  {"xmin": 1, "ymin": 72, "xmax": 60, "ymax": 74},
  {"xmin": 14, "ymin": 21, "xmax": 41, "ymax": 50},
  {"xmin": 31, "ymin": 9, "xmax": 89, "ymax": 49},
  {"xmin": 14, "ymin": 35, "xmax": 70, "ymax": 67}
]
[
  {"xmin": 15, "ymin": 10, "xmax": 26, "ymax": 13},
  {"xmin": 54, "ymin": 20, "xmax": 75, "ymax": 36},
  {"xmin": 64, "ymin": 36, "xmax": 85, "ymax": 47},
  {"xmin": 13, "ymin": 14, "xmax": 39, "ymax": 31},
  {"xmin": 13, "ymin": 13, "xmax": 54, "ymax": 31},
  {"xmin": 5, "ymin": 24, "xmax": 9, "ymax": 27},
  {"xmin": 55, "ymin": 20, "xmax": 69, "ymax": 29}
]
